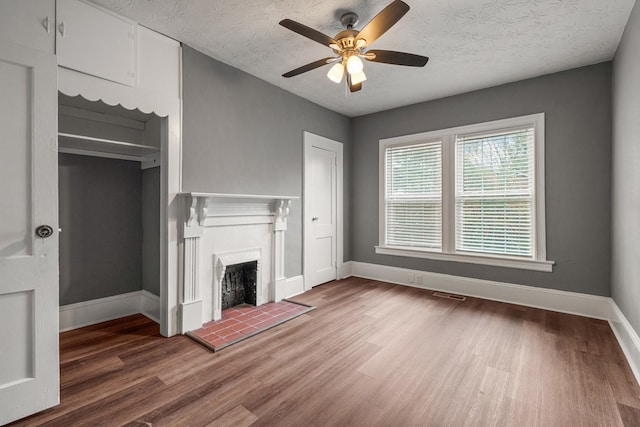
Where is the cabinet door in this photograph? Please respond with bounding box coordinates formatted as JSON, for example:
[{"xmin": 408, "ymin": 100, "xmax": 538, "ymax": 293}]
[
  {"xmin": 0, "ymin": 0, "xmax": 55, "ymax": 53},
  {"xmin": 0, "ymin": 41, "xmax": 59, "ymax": 425},
  {"xmin": 57, "ymin": 0, "xmax": 136, "ymax": 86}
]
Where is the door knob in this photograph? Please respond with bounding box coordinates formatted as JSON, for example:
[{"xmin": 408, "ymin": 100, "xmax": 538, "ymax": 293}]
[
  {"xmin": 35, "ymin": 225, "xmax": 54, "ymax": 239},
  {"xmin": 312, "ymin": 217, "xmax": 319, "ymax": 222}
]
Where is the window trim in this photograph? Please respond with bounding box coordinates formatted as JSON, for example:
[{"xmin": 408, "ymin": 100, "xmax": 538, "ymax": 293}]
[{"xmin": 377, "ymin": 113, "xmax": 553, "ymax": 272}]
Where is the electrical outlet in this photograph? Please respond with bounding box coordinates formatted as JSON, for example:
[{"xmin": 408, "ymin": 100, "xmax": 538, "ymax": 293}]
[
  {"xmin": 408, "ymin": 273, "xmax": 415, "ymax": 284},
  {"xmin": 416, "ymin": 275, "xmax": 423, "ymax": 285}
]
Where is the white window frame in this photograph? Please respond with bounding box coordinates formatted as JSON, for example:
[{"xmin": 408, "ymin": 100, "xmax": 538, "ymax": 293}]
[{"xmin": 376, "ymin": 113, "xmax": 554, "ymax": 272}]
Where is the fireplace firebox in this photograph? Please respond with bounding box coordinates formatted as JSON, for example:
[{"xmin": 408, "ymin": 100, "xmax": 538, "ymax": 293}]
[{"xmin": 221, "ymin": 261, "xmax": 257, "ymax": 310}]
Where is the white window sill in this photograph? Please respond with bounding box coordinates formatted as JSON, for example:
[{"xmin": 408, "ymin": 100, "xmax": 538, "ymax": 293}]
[{"xmin": 375, "ymin": 246, "xmax": 554, "ymax": 272}]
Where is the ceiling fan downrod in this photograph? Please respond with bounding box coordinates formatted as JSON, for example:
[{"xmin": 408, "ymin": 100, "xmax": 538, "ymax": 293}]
[{"xmin": 340, "ymin": 12, "xmax": 359, "ymax": 30}]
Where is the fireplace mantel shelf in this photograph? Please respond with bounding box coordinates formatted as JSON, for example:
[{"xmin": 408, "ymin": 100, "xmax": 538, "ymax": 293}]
[
  {"xmin": 181, "ymin": 192, "xmax": 299, "ymax": 201},
  {"xmin": 180, "ymin": 193, "xmax": 299, "ymax": 231}
]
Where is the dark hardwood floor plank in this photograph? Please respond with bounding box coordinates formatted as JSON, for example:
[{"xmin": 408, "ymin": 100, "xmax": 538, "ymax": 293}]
[
  {"xmin": 207, "ymin": 405, "xmax": 258, "ymax": 427},
  {"xmin": 60, "ymin": 355, "xmax": 125, "ymax": 387},
  {"xmin": 40, "ymin": 376, "xmax": 165, "ymax": 427},
  {"xmin": 136, "ymin": 376, "xmax": 263, "ymax": 427}
]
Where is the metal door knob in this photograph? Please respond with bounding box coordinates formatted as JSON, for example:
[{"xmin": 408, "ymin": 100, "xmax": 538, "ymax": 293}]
[{"xmin": 35, "ymin": 225, "xmax": 53, "ymax": 238}]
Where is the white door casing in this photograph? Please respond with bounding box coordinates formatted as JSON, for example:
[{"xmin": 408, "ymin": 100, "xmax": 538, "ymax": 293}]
[
  {"xmin": 303, "ymin": 132, "xmax": 344, "ymax": 289},
  {"xmin": 0, "ymin": 41, "xmax": 59, "ymax": 425}
]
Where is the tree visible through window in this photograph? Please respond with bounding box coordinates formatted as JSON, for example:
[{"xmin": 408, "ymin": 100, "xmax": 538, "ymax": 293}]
[{"xmin": 456, "ymin": 127, "xmax": 535, "ymax": 257}]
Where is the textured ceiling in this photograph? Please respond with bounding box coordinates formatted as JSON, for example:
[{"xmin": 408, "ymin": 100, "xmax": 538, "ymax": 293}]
[{"xmin": 89, "ymin": 0, "xmax": 635, "ymax": 117}]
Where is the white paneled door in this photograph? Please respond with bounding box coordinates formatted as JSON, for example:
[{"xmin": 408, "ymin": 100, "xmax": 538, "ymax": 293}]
[
  {"xmin": 0, "ymin": 41, "xmax": 59, "ymax": 424},
  {"xmin": 304, "ymin": 132, "xmax": 343, "ymax": 289}
]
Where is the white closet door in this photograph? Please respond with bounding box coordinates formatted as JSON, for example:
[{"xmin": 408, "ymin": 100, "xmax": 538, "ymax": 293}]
[{"xmin": 0, "ymin": 41, "xmax": 59, "ymax": 425}]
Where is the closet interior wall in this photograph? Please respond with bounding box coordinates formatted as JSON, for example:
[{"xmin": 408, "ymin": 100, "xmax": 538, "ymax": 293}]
[{"xmin": 58, "ymin": 94, "xmax": 161, "ymax": 306}]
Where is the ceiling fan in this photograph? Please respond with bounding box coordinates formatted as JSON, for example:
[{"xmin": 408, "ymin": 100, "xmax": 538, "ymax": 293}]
[{"xmin": 279, "ymin": 0, "xmax": 429, "ymax": 93}]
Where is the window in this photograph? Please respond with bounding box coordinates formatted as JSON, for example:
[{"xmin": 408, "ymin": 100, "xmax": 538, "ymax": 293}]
[
  {"xmin": 385, "ymin": 141, "xmax": 442, "ymax": 250},
  {"xmin": 377, "ymin": 114, "xmax": 553, "ymax": 272}
]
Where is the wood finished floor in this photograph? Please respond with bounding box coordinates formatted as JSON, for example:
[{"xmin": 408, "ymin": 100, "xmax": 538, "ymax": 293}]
[{"xmin": 11, "ymin": 277, "xmax": 640, "ymax": 426}]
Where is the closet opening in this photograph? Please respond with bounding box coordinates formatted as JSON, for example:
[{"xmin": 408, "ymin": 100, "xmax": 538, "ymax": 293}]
[{"xmin": 58, "ymin": 93, "xmax": 163, "ymax": 327}]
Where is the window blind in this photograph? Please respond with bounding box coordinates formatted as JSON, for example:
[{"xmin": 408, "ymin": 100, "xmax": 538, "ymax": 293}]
[
  {"xmin": 455, "ymin": 127, "xmax": 535, "ymax": 257},
  {"xmin": 385, "ymin": 141, "xmax": 442, "ymax": 249}
]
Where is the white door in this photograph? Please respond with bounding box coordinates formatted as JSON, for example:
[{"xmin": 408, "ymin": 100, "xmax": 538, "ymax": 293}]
[
  {"xmin": 0, "ymin": 41, "xmax": 59, "ymax": 424},
  {"xmin": 303, "ymin": 132, "xmax": 343, "ymax": 288}
]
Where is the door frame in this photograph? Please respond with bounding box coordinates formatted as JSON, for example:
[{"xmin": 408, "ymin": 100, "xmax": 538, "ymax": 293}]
[
  {"xmin": 58, "ymin": 72, "xmax": 182, "ymax": 338},
  {"xmin": 303, "ymin": 131, "xmax": 344, "ymax": 291}
]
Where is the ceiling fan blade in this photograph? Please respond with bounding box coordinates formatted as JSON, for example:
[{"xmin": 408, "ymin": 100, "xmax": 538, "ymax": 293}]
[
  {"xmin": 347, "ymin": 73, "xmax": 362, "ymax": 93},
  {"xmin": 365, "ymin": 50, "xmax": 429, "ymax": 67},
  {"xmin": 282, "ymin": 57, "xmax": 335, "ymax": 78},
  {"xmin": 279, "ymin": 19, "xmax": 336, "ymax": 47},
  {"xmin": 356, "ymin": 0, "xmax": 410, "ymax": 46}
]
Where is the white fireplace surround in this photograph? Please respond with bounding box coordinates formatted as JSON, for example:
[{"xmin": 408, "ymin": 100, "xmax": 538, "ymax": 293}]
[{"xmin": 178, "ymin": 193, "xmax": 298, "ymax": 333}]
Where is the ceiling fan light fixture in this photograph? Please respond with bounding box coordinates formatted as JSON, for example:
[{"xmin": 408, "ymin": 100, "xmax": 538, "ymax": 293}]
[
  {"xmin": 346, "ymin": 55, "xmax": 364, "ymax": 74},
  {"xmin": 351, "ymin": 70, "xmax": 367, "ymax": 85},
  {"xmin": 327, "ymin": 62, "xmax": 345, "ymax": 83}
]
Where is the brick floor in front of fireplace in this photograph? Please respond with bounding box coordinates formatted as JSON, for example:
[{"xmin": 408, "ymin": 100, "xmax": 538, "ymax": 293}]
[{"xmin": 187, "ymin": 300, "xmax": 313, "ymax": 351}]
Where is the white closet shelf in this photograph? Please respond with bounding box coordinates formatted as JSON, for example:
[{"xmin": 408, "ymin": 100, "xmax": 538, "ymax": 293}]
[
  {"xmin": 58, "ymin": 132, "xmax": 160, "ymax": 167},
  {"xmin": 58, "ymin": 132, "xmax": 159, "ymax": 158}
]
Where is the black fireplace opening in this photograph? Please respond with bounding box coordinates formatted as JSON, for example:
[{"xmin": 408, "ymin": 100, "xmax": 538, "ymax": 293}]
[{"xmin": 221, "ymin": 261, "xmax": 257, "ymax": 310}]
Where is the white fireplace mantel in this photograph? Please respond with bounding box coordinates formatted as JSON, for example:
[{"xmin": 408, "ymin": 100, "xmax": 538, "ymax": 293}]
[{"xmin": 178, "ymin": 192, "xmax": 298, "ymax": 333}]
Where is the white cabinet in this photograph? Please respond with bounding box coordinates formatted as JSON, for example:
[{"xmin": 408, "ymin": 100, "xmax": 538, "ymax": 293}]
[
  {"xmin": 0, "ymin": 0, "xmax": 55, "ymax": 53},
  {"xmin": 57, "ymin": 0, "xmax": 136, "ymax": 86}
]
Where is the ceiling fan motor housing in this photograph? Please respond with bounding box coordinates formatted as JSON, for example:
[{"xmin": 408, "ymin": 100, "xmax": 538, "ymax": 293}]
[{"xmin": 333, "ymin": 29, "xmax": 360, "ymax": 52}]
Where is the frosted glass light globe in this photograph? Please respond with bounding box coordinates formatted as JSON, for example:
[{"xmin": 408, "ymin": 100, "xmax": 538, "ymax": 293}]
[
  {"xmin": 346, "ymin": 55, "xmax": 364, "ymax": 74},
  {"xmin": 327, "ymin": 63, "xmax": 344, "ymax": 83}
]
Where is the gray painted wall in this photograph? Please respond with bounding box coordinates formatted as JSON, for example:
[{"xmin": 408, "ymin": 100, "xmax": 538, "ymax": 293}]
[
  {"xmin": 142, "ymin": 167, "xmax": 160, "ymax": 296},
  {"xmin": 612, "ymin": 1, "xmax": 640, "ymax": 333},
  {"xmin": 58, "ymin": 154, "xmax": 142, "ymax": 305},
  {"xmin": 181, "ymin": 45, "xmax": 351, "ymax": 277},
  {"xmin": 351, "ymin": 63, "xmax": 612, "ymax": 296}
]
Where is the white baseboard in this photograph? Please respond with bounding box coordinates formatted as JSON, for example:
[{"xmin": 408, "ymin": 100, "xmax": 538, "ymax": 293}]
[
  {"xmin": 350, "ymin": 261, "xmax": 611, "ymax": 320},
  {"xmin": 609, "ymin": 301, "xmax": 640, "ymax": 386},
  {"xmin": 340, "ymin": 261, "xmax": 353, "ymax": 279},
  {"xmin": 59, "ymin": 290, "xmax": 160, "ymax": 332},
  {"xmin": 285, "ymin": 275, "xmax": 305, "ymax": 298},
  {"xmin": 141, "ymin": 290, "xmax": 161, "ymax": 323}
]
